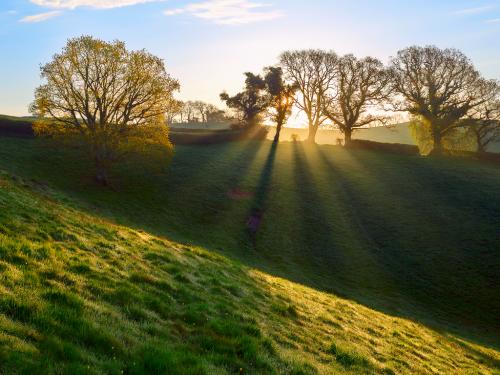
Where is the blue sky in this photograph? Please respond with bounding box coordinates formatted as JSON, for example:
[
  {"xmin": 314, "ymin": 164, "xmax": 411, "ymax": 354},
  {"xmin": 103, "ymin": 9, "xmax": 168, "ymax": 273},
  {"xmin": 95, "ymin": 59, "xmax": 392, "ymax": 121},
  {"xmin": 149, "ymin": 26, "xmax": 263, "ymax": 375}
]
[{"xmin": 1, "ymin": 0, "xmax": 499, "ymax": 116}]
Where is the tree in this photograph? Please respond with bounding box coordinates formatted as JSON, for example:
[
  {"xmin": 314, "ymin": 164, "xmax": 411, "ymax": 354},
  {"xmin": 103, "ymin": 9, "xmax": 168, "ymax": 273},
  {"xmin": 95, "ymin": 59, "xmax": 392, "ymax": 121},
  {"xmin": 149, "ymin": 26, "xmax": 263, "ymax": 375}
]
[
  {"xmin": 466, "ymin": 97, "xmax": 500, "ymax": 153},
  {"xmin": 389, "ymin": 46, "xmax": 496, "ymax": 155},
  {"xmin": 32, "ymin": 36, "xmax": 179, "ymax": 185},
  {"xmin": 183, "ymin": 101, "xmax": 198, "ymax": 123},
  {"xmin": 263, "ymin": 66, "xmax": 297, "ymax": 142},
  {"xmin": 409, "ymin": 116, "xmax": 475, "ymax": 155},
  {"xmin": 220, "ymin": 72, "xmax": 269, "ymax": 128},
  {"xmin": 165, "ymin": 99, "xmax": 184, "ymax": 125},
  {"xmin": 323, "ymin": 55, "xmax": 391, "ymax": 146},
  {"xmin": 280, "ymin": 50, "xmax": 338, "ymax": 143},
  {"xmin": 191, "ymin": 101, "xmax": 208, "ymax": 123},
  {"xmin": 191, "ymin": 101, "xmax": 224, "ymax": 125},
  {"xmin": 206, "ymin": 106, "xmax": 227, "ymax": 123}
]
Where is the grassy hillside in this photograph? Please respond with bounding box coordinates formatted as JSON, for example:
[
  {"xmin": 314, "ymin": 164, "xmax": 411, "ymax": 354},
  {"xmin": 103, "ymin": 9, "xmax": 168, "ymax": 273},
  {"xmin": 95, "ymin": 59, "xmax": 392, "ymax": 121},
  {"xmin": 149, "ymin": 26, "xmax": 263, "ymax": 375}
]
[{"xmin": 0, "ymin": 137, "xmax": 499, "ymax": 373}]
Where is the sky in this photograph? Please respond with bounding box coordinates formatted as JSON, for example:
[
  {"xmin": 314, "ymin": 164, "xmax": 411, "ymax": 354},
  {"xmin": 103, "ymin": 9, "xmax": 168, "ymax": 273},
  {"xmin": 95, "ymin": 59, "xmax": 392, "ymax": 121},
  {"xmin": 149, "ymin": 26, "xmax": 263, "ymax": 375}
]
[{"xmin": 0, "ymin": 0, "xmax": 500, "ymax": 118}]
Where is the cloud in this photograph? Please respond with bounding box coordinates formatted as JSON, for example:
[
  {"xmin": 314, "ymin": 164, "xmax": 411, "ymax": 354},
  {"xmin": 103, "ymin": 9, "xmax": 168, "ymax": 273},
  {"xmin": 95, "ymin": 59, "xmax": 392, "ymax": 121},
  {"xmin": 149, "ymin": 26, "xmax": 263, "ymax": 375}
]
[
  {"xmin": 164, "ymin": 0, "xmax": 283, "ymax": 25},
  {"xmin": 30, "ymin": 0, "xmax": 162, "ymax": 9},
  {"xmin": 20, "ymin": 10, "xmax": 63, "ymax": 22},
  {"xmin": 164, "ymin": 8, "xmax": 186, "ymax": 16},
  {"xmin": 485, "ymin": 17, "xmax": 500, "ymax": 23},
  {"xmin": 453, "ymin": 5, "xmax": 495, "ymax": 15}
]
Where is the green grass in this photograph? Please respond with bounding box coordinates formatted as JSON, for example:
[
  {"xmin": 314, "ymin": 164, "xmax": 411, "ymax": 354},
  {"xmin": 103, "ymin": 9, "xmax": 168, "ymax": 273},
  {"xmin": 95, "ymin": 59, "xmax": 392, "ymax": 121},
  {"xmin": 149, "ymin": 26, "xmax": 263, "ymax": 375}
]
[{"xmin": 0, "ymin": 137, "xmax": 499, "ymax": 373}]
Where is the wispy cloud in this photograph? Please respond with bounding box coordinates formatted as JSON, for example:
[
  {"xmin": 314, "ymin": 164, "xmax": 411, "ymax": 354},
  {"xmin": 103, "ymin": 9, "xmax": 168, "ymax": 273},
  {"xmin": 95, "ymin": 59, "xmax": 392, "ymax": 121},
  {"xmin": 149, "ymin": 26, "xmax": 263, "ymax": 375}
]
[
  {"xmin": 485, "ymin": 17, "xmax": 500, "ymax": 23},
  {"xmin": 453, "ymin": 5, "xmax": 495, "ymax": 15},
  {"xmin": 164, "ymin": 0, "xmax": 284, "ymax": 25},
  {"xmin": 30, "ymin": 0, "xmax": 162, "ymax": 9},
  {"xmin": 20, "ymin": 10, "xmax": 63, "ymax": 22}
]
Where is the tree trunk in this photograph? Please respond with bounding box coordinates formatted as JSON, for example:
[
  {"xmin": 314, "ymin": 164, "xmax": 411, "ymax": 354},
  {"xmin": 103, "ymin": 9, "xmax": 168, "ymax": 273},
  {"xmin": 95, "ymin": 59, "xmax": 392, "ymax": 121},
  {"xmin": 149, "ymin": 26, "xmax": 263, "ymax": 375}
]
[
  {"xmin": 307, "ymin": 125, "xmax": 318, "ymax": 143},
  {"xmin": 95, "ymin": 161, "xmax": 109, "ymax": 186},
  {"xmin": 429, "ymin": 132, "xmax": 444, "ymax": 156},
  {"xmin": 93, "ymin": 143, "xmax": 109, "ymax": 186},
  {"xmin": 475, "ymin": 133, "xmax": 486, "ymax": 153},
  {"xmin": 344, "ymin": 129, "xmax": 353, "ymax": 147},
  {"xmin": 274, "ymin": 123, "xmax": 283, "ymax": 143}
]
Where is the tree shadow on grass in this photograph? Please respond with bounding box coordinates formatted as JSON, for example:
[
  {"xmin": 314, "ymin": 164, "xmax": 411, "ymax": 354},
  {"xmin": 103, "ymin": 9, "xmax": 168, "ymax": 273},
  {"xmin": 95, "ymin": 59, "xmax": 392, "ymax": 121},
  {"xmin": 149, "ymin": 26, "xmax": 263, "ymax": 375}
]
[
  {"xmin": 1, "ymin": 137, "xmax": 498, "ymax": 352},
  {"xmin": 315, "ymin": 145, "xmax": 500, "ymax": 349},
  {"xmin": 244, "ymin": 141, "xmax": 279, "ymax": 243}
]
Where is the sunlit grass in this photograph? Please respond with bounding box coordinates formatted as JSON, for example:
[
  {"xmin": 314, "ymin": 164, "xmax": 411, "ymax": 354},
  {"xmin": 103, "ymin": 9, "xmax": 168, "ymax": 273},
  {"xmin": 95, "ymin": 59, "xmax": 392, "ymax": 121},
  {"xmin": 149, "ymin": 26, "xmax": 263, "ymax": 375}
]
[
  {"xmin": 0, "ymin": 137, "xmax": 499, "ymax": 373},
  {"xmin": 0, "ymin": 171, "xmax": 499, "ymax": 373}
]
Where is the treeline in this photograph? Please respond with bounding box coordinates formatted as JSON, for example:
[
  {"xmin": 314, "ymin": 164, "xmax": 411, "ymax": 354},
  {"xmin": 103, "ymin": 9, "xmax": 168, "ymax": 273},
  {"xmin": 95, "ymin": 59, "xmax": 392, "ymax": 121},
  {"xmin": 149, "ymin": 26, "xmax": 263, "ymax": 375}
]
[
  {"xmin": 166, "ymin": 100, "xmax": 231, "ymax": 125},
  {"xmin": 221, "ymin": 47, "xmax": 500, "ymax": 154},
  {"xmin": 28, "ymin": 36, "xmax": 499, "ymax": 184}
]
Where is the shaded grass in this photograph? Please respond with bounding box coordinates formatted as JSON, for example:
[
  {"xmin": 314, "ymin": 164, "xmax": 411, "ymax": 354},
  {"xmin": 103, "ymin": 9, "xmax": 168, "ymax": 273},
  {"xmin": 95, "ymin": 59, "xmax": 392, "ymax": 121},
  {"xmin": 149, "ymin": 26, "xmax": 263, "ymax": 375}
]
[
  {"xmin": 0, "ymin": 174, "xmax": 498, "ymax": 374},
  {"xmin": 0, "ymin": 137, "xmax": 499, "ymax": 373}
]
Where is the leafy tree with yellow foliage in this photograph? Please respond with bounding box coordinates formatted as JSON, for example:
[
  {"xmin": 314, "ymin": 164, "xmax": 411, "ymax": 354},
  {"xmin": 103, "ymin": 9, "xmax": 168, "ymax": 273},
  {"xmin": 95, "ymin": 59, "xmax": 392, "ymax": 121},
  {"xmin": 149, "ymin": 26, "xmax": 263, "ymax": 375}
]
[{"xmin": 31, "ymin": 36, "xmax": 179, "ymax": 185}]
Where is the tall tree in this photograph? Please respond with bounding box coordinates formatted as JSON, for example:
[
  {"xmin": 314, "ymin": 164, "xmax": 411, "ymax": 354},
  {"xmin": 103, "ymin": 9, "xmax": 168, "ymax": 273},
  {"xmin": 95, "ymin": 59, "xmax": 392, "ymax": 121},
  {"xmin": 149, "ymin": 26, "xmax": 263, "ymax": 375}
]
[
  {"xmin": 323, "ymin": 55, "xmax": 391, "ymax": 146},
  {"xmin": 280, "ymin": 50, "xmax": 338, "ymax": 143},
  {"xmin": 466, "ymin": 97, "xmax": 500, "ymax": 153},
  {"xmin": 220, "ymin": 72, "xmax": 269, "ymax": 128},
  {"xmin": 264, "ymin": 66, "xmax": 297, "ymax": 142},
  {"xmin": 389, "ymin": 46, "xmax": 495, "ymax": 155},
  {"xmin": 32, "ymin": 36, "xmax": 179, "ymax": 185}
]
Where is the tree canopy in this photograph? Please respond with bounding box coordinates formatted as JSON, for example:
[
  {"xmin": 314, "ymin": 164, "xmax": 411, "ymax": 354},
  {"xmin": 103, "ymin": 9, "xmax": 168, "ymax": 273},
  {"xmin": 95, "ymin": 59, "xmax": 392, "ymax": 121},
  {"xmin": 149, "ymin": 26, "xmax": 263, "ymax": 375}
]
[
  {"xmin": 263, "ymin": 66, "xmax": 297, "ymax": 142},
  {"xmin": 32, "ymin": 36, "xmax": 179, "ymax": 184},
  {"xmin": 323, "ymin": 55, "xmax": 391, "ymax": 145},
  {"xmin": 389, "ymin": 46, "xmax": 498, "ymax": 154},
  {"xmin": 280, "ymin": 50, "xmax": 338, "ymax": 143},
  {"xmin": 220, "ymin": 72, "xmax": 269, "ymax": 128}
]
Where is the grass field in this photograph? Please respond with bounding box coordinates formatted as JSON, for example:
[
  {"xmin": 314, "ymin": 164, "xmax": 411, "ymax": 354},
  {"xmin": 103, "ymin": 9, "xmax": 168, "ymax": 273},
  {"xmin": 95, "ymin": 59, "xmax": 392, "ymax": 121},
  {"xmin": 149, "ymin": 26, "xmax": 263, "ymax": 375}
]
[{"xmin": 0, "ymin": 136, "xmax": 499, "ymax": 373}]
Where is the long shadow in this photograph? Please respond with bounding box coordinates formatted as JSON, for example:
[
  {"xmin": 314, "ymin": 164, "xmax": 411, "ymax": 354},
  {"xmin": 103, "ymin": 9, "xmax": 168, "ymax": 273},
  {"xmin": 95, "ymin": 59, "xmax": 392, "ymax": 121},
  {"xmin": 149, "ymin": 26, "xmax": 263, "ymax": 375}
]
[
  {"xmin": 278, "ymin": 141, "xmax": 362, "ymax": 289},
  {"xmin": 2, "ymin": 137, "xmax": 498, "ymax": 350},
  {"xmin": 288, "ymin": 144, "xmax": 399, "ymax": 298},
  {"xmin": 245, "ymin": 141, "xmax": 279, "ymax": 238},
  {"xmin": 138, "ymin": 139, "xmax": 268, "ymax": 248},
  {"xmin": 316, "ymin": 146, "xmax": 500, "ymax": 349}
]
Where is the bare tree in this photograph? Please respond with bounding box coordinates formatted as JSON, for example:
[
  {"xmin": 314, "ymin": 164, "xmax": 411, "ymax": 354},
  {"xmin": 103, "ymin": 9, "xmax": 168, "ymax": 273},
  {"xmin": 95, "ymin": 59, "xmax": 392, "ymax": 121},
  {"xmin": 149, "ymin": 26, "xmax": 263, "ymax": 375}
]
[
  {"xmin": 165, "ymin": 99, "xmax": 184, "ymax": 125},
  {"xmin": 190, "ymin": 101, "xmax": 224, "ymax": 125},
  {"xmin": 191, "ymin": 101, "xmax": 208, "ymax": 123},
  {"xmin": 183, "ymin": 101, "xmax": 198, "ymax": 123},
  {"xmin": 32, "ymin": 36, "xmax": 179, "ymax": 185},
  {"xmin": 280, "ymin": 50, "xmax": 338, "ymax": 143},
  {"xmin": 466, "ymin": 97, "xmax": 500, "ymax": 153},
  {"xmin": 323, "ymin": 55, "xmax": 391, "ymax": 146},
  {"xmin": 389, "ymin": 46, "xmax": 496, "ymax": 155},
  {"xmin": 205, "ymin": 104, "xmax": 227, "ymax": 123}
]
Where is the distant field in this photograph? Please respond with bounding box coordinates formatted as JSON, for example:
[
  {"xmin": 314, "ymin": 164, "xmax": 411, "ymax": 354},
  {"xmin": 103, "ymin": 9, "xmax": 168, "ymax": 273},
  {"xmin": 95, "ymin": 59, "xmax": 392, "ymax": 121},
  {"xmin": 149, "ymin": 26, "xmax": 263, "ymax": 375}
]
[
  {"xmin": 170, "ymin": 122, "xmax": 415, "ymax": 145},
  {"xmin": 175, "ymin": 122, "xmax": 500, "ymax": 153},
  {"xmin": 265, "ymin": 124, "xmax": 415, "ymax": 145},
  {"xmin": 3, "ymin": 115, "xmax": 499, "ymax": 152}
]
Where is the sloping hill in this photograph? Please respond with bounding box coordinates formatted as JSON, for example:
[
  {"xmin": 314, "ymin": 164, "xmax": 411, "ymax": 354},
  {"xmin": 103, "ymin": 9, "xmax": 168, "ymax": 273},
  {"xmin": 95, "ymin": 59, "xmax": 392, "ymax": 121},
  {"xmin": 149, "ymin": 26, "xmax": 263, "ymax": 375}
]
[
  {"xmin": 0, "ymin": 170, "xmax": 499, "ymax": 374},
  {"xmin": 0, "ymin": 137, "xmax": 500, "ymax": 374}
]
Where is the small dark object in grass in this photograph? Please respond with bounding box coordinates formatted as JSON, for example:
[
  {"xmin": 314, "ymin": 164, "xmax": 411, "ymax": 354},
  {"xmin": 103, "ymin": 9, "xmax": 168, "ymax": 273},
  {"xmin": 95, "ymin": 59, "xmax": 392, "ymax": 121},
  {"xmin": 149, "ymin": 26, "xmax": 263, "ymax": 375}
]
[{"xmin": 246, "ymin": 210, "xmax": 262, "ymax": 235}]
